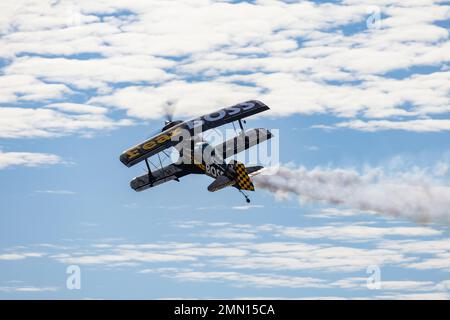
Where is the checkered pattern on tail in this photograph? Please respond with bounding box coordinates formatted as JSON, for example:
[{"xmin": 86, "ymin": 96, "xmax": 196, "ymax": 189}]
[{"xmin": 233, "ymin": 161, "xmax": 255, "ymax": 191}]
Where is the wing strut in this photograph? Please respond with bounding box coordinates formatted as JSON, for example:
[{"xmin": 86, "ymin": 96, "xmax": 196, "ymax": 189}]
[
  {"xmin": 238, "ymin": 119, "xmax": 245, "ymax": 132},
  {"xmin": 158, "ymin": 151, "xmax": 179, "ymax": 182},
  {"xmin": 144, "ymin": 158, "xmax": 153, "ymax": 179},
  {"xmin": 157, "ymin": 153, "xmax": 164, "ymax": 169}
]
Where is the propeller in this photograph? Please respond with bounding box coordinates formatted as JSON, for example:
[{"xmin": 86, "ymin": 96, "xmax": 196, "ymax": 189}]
[
  {"xmin": 163, "ymin": 100, "xmax": 177, "ymax": 125},
  {"xmin": 144, "ymin": 100, "xmax": 179, "ymax": 139}
]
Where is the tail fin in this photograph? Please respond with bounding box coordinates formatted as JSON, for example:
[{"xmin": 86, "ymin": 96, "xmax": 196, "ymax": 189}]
[
  {"xmin": 230, "ymin": 160, "xmax": 255, "ymax": 191},
  {"xmin": 246, "ymin": 165, "xmax": 264, "ymax": 176}
]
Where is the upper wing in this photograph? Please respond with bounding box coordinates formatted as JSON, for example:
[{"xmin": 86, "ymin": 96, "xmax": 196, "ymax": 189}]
[
  {"xmin": 120, "ymin": 126, "xmax": 184, "ymax": 168},
  {"xmin": 120, "ymin": 100, "xmax": 270, "ymax": 167},
  {"xmin": 130, "ymin": 163, "xmax": 203, "ymax": 192},
  {"xmin": 214, "ymin": 128, "xmax": 273, "ymax": 159},
  {"xmin": 193, "ymin": 100, "xmax": 270, "ymax": 133}
]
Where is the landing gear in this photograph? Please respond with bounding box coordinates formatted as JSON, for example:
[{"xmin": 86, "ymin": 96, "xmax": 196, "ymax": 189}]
[{"xmin": 239, "ymin": 190, "xmax": 251, "ymax": 203}]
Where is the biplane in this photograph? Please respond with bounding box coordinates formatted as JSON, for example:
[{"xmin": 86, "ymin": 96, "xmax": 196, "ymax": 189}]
[{"xmin": 119, "ymin": 100, "xmax": 273, "ymax": 203}]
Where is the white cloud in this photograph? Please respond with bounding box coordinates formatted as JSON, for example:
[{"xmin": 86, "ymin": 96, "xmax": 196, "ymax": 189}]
[
  {"xmin": 333, "ymin": 277, "xmax": 436, "ymax": 291},
  {"xmin": 0, "ymin": 252, "xmax": 44, "ymax": 260},
  {"xmin": 304, "ymin": 207, "xmax": 377, "ymax": 219},
  {"xmin": 89, "ymin": 80, "xmax": 260, "ymax": 119},
  {"xmin": 333, "ymin": 277, "xmax": 450, "ymax": 299},
  {"xmin": 54, "ymin": 249, "xmax": 197, "ymax": 265},
  {"xmin": 434, "ymin": 162, "xmax": 449, "ymax": 177},
  {"xmin": 0, "ymin": 0, "xmax": 448, "ymax": 136},
  {"xmin": 330, "ymin": 118, "xmax": 450, "ymax": 132},
  {"xmin": 215, "ymin": 244, "xmax": 407, "ymax": 273},
  {"xmin": 379, "ymin": 238, "xmax": 450, "ymax": 254},
  {"xmin": 4, "ymin": 218, "xmax": 450, "ymax": 298},
  {"xmin": 44, "ymin": 103, "xmax": 107, "ymax": 115},
  {"xmin": 150, "ymin": 270, "xmax": 329, "ymax": 289},
  {"xmin": 0, "ymin": 286, "xmax": 58, "ymax": 293},
  {"xmin": 231, "ymin": 204, "xmax": 264, "ymax": 210},
  {"xmin": 0, "ymin": 107, "xmax": 132, "ymax": 138},
  {"xmin": 0, "ymin": 150, "xmax": 63, "ymax": 169},
  {"xmin": 5, "ymin": 55, "xmax": 174, "ymax": 90},
  {"xmin": 47, "ymin": 238, "xmax": 408, "ymax": 273},
  {"xmin": 404, "ymin": 252, "xmax": 450, "ymax": 271},
  {"xmin": 276, "ymin": 225, "xmax": 441, "ymax": 241},
  {"xmin": 233, "ymin": 70, "xmax": 450, "ymax": 119},
  {"xmin": 181, "ymin": 220, "xmax": 441, "ymax": 242},
  {"xmin": 35, "ymin": 190, "xmax": 76, "ymax": 195},
  {"xmin": 376, "ymin": 292, "xmax": 450, "ymax": 300},
  {"xmin": 198, "ymin": 229, "xmax": 257, "ymax": 240},
  {"xmin": 0, "ymin": 74, "xmax": 71, "ymax": 103}
]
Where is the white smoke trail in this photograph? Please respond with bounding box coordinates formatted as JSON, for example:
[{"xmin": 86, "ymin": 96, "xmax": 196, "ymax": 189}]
[{"xmin": 253, "ymin": 166, "xmax": 450, "ymax": 226}]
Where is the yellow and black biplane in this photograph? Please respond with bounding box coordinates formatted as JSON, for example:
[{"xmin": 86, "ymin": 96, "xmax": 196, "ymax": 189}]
[{"xmin": 119, "ymin": 100, "xmax": 273, "ymax": 203}]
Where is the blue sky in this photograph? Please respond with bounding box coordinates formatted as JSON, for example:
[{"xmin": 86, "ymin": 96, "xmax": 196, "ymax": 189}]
[{"xmin": 0, "ymin": 0, "xmax": 450, "ymax": 299}]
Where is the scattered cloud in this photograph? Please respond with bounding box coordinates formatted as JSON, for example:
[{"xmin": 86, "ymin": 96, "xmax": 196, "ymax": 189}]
[
  {"xmin": 6, "ymin": 55, "xmax": 174, "ymax": 91},
  {"xmin": 44, "ymin": 103, "xmax": 107, "ymax": 115},
  {"xmin": 0, "ymin": 107, "xmax": 132, "ymax": 139},
  {"xmin": 304, "ymin": 208, "xmax": 377, "ymax": 219},
  {"xmin": 53, "ymin": 249, "xmax": 197, "ymax": 265},
  {"xmin": 0, "ymin": 150, "xmax": 63, "ymax": 169},
  {"xmin": 0, "ymin": 0, "xmax": 448, "ymax": 137},
  {"xmin": 145, "ymin": 269, "xmax": 329, "ymax": 289},
  {"xmin": 2, "ymin": 218, "xmax": 450, "ymax": 298},
  {"xmin": 197, "ymin": 229, "xmax": 257, "ymax": 240},
  {"xmin": 327, "ymin": 118, "xmax": 450, "ymax": 133},
  {"xmin": 25, "ymin": 235, "xmax": 410, "ymax": 273},
  {"xmin": 305, "ymin": 145, "xmax": 320, "ymax": 151},
  {"xmin": 1, "ymin": 0, "xmax": 450, "ymax": 300},
  {"xmin": 275, "ymin": 225, "xmax": 441, "ymax": 241},
  {"xmin": 375, "ymin": 292, "xmax": 450, "ymax": 300},
  {"xmin": 333, "ymin": 277, "xmax": 436, "ymax": 291},
  {"xmin": 35, "ymin": 190, "xmax": 76, "ymax": 195},
  {"xmin": 0, "ymin": 74, "xmax": 71, "ymax": 103},
  {"xmin": 0, "ymin": 286, "xmax": 58, "ymax": 293},
  {"xmin": 404, "ymin": 252, "xmax": 450, "ymax": 271},
  {"xmin": 0, "ymin": 252, "xmax": 44, "ymax": 261},
  {"xmin": 231, "ymin": 204, "xmax": 264, "ymax": 211}
]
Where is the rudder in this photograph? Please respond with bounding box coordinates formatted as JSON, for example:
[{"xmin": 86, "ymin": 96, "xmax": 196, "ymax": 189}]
[{"xmin": 231, "ymin": 160, "xmax": 255, "ymax": 191}]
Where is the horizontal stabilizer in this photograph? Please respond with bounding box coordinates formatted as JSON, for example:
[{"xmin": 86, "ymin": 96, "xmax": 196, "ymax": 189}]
[
  {"xmin": 246, "ymin": 165, "xmax": 264, "ymax": 176},
  {"xmin": 207, "ymin": 175, "xmax": 234, "ymax": 192}
]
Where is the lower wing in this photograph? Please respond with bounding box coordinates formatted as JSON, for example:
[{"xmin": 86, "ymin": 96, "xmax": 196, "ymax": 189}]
[{"xmin": 130, "ymin": 164, "xmax": 202, "ymax": 192}]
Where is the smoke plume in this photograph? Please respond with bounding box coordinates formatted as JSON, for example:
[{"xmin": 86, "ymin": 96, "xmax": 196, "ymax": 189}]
[{"xmin": 253, "ymin": 166, "xmax": 450, "ymax": 226}]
